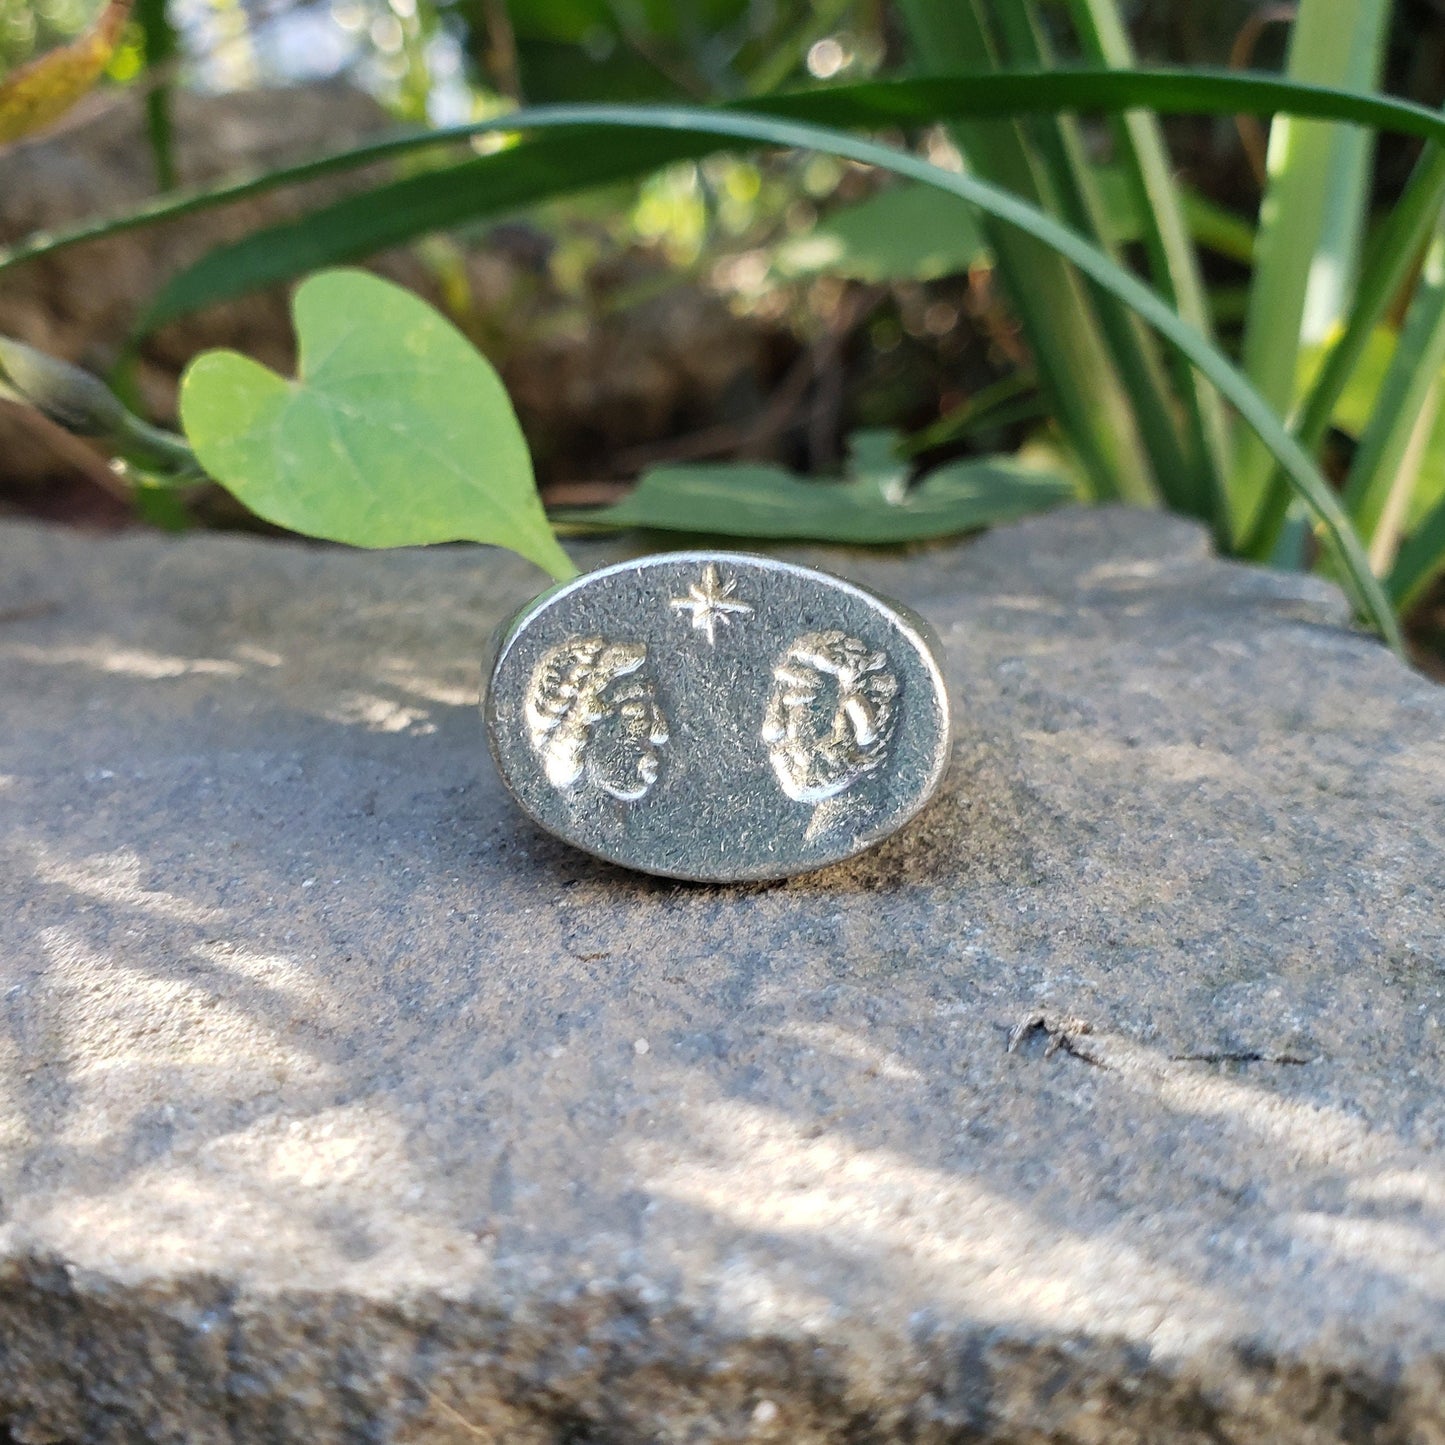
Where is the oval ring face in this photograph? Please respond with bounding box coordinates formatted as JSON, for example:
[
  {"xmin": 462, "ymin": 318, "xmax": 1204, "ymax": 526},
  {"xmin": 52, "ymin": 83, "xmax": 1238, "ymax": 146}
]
[{"xmin": 485, "ymin": 552, "xmax": 951, "ymax": 882}]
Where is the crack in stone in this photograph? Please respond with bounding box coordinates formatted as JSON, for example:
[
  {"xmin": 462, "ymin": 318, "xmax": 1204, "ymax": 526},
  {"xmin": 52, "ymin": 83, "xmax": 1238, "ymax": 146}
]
[
  {"xmin": 1008, "ymin": 1016, "xmax": 1315, "ymax": 1072},
  {"xmin": 1169, "ymin": 1051, "xmax": 1313, "ymax": 1066}
]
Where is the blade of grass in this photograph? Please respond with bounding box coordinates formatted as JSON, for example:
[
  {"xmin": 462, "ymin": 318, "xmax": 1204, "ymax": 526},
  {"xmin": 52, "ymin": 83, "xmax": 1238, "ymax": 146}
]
[
  {"xmin": 125, "ymin": 71, "xmax": 1428, "ymax": 361},
  {"xmin": 1065, "ymin": 0, "xmax": 1231, "ymax": 530},
  {"xmin": 988, "ymin": 0, "xmax": 1198, "ymax": 517},
  {"xmin": 1233, "ymin": 0, "xmax": 1392, "ymax": 541},
  {"xmin": 1243, "ymin": 143, "xmax": 1445, "ymax": 558},
  {"xmin": 1181, "ymin": 192, "xmax": 1256, "ymax": 266},
  {"xmin": 0, "ymin": 76, "xmax": 1414, "ymax": 640},
  {"xmin": 1340, "ymin": 226, "xmax": 1445, "ymax": 550},
  {"xmin": 893, "ymin": 0, "xmax": 1156, "ymax": 505},
  {"xmin": 14, "ymin": 69, "xmax": 1445, "ymax": 283},
  {"xmin": 1367, "ymin": 380, "xmax": 1438, "ymax": 577},
  {"xmin": 1388, "ymin": 491, "xmax": 1445, "ymax": 613},
  {"xmin": 1299, "ymin": 8, "xmax": 1390, "ymax": 347},
  {"xmin": 901, "ymin": 372, "xmax": 1043, "ymax": 455},
  {"xmin": 138, "ymin": 128, "xmax": 708, "ymax": 330}
]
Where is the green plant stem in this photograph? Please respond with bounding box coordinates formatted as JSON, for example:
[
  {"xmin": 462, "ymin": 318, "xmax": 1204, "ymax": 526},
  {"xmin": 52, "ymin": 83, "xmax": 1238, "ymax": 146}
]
[
  {"xmin": 901, "ymin": 372, "xmax": 1042, "ymax": 455},
  {"xmin": 0, "ymin": 334, "xmax": 197, "ymax": 476},
  {"xmin": 136, "ymin": 0, "xmax": 178, "ymax": 190}
]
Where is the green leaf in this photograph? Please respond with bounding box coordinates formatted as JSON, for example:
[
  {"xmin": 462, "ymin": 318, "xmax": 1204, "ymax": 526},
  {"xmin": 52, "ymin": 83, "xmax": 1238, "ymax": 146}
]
[
  {"xmin": 0, "ymin": 0, "xmax": 132, "ymax": 143},
  {"xmin": 773, "ymin": 180, "xmax": 990, "ymax": 283},
  {"xmin": 552, "ymin": 448, "xmax": 1076, "ymax": 543},
  {"xmin": 179, "ymin": 269, "xmax": 575, "ymax": 580},
  {"xmin": 774, "ymin": 170, "xmax": 1253, "ymax": 285}
]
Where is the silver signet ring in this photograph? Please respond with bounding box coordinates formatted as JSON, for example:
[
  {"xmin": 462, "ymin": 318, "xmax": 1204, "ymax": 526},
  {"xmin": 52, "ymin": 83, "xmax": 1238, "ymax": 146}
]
[{"xmin": 484, "ymin": 552, "xmax": 951, "ymax": 881}]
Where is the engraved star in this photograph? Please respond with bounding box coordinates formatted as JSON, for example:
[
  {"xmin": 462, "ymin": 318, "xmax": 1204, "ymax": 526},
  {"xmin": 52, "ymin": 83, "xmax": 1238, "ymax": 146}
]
[{"xmin": 669, "ymin": 563, "xmax": 754, "ymax": 645}]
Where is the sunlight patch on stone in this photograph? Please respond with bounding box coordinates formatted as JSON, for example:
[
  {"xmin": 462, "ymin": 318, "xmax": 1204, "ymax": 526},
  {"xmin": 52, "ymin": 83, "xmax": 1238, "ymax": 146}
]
[
  {"xmin": 189, "ymin": 939, "xmax": 316, "ymax": 998},
  {"xmin": 35, "ymin": 926, "xmax": 331, "ymax": 1111},
  {"xmin": 778, "ymin": 1022, "xmax": 925, "ymax": 1082},
  {"xmin": 375, "ymin": 656, "xmax": 478, "ymax": 708},
  {"xmin": 1292, "ymin": 1213, "xmax": 1445, "ymax": 1296},
  {"xmin": 0, "ymin": 641, "xmax": 245, "ymax": 679},
  {"xmin": 1351, "ymin": 1168, "xmax": 1445, "ymax": 1207},
  {"xmin": 21, "ymin": 1104, "xmax": 495, "ymax": 1293},
  {"xmin": 1092, "ymin": 1034, "xmax": 1408, "ymax": 1171},
  {"xmin": 231, "ymin": 643, "xmax": 284, "ymax": 667},
  {"xmin": 322, "ymin": 691, "xmax": 436, "ymax": 734},
  {"xmin": 32, "ymin": 846, "xmax": 225, "ymax": 924},
  {"xmin": 640, "ymin": 1097, "xmax": 1234, "ymax": 1354}
]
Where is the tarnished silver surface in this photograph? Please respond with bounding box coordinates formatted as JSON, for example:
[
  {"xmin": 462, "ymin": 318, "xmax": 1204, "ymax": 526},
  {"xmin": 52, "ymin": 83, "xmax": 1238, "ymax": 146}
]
[{"xmin": 484, "ymin": 552, "xmax": 951, "ymax": 881}]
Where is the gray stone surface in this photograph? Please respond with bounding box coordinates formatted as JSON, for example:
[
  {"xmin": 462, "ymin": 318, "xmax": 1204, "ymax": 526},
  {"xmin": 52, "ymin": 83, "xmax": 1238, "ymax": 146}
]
[{"xmin": 0, "ymin": 508, "xmax": 1443, "ymax": 1444}]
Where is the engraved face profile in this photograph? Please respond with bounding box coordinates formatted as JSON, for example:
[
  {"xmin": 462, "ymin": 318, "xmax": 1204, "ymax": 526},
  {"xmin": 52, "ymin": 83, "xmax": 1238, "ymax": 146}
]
[
  {"xmin": 762, "ymin": 630, "xmax": 900, "ymax": 804},
  {"xmin": 525, "ymin": 637, "xmax": 669, "ymax": 801}
]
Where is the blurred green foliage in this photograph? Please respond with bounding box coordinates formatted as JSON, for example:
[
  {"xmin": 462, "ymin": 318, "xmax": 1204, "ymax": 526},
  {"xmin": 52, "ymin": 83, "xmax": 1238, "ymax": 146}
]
[
  {"xmin": 0, "ymin": 0, "xmax": 95, "ymax": 73},
  {"xmin": 7, "ymin": 0, "xmax": 1445, "ymax": 652}
]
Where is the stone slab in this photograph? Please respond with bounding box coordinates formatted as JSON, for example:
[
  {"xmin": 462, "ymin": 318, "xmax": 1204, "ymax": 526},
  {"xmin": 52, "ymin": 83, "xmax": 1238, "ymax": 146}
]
[{"xmin": 0, "ymin": 510, "xmax": 1443, "ymax": 1443}]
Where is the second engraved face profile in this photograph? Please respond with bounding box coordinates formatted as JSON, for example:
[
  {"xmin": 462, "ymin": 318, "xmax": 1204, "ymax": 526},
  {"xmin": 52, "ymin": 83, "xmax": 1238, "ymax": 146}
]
[
  {"xmin": 525, "ymin": 637, "xmax": 670, "ymax": 801},
  {"xmin": 762, "ymin": 630, "xmax": 900, "ymax": 803}
]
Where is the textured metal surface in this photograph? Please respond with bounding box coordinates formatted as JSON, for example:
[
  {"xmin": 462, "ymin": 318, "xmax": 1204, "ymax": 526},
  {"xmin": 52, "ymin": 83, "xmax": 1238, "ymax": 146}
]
[{"xmin": 484, "ymin": 551, "xmax": 951, "ymax": 881}]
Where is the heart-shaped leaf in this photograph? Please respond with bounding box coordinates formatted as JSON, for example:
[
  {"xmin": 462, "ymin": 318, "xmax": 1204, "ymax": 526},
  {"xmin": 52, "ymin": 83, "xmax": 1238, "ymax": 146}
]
[{"xmin": 179, "ymin": 269, "xmax": 575, "ymax": 580}]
